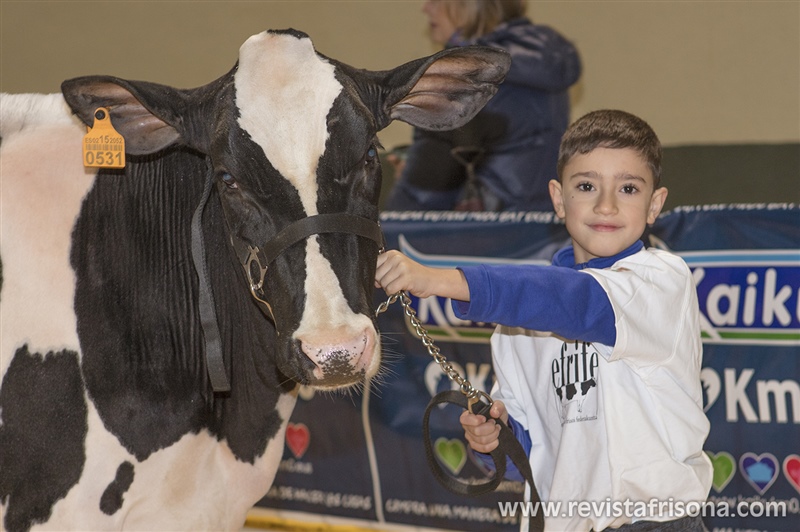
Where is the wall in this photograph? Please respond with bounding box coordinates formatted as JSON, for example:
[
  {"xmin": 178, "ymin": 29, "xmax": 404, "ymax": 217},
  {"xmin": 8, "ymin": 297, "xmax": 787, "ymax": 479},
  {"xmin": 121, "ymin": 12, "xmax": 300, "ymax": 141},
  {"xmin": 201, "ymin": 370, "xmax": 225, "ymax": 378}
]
[
  {"xmin": 2, "ymin": 1, "xmax": 798, "ymax": 207},
  {"xmin": 534, "ymin": 1, "xmax": 800, "ymax": 146}
]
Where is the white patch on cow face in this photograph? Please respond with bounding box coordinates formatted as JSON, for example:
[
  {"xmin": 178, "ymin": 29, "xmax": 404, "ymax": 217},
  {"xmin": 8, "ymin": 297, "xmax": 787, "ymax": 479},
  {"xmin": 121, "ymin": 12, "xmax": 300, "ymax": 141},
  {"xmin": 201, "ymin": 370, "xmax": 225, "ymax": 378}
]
[
  {"xmin": 234, "ymin": 31, "xmax": 342, "ymax": 216},
  {"xmin": 233, "ymin": 32, "xmax": 379, "ymax": 384},
  {"xmin": 295, "ymin": 237, "xmax": 379, "ymax": 380}
]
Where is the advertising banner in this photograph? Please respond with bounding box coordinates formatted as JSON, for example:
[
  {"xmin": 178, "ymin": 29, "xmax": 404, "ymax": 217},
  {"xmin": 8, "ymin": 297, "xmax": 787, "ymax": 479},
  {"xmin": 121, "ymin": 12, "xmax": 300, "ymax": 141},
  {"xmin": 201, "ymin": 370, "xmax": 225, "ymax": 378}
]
[{"xmin": 256, "ymin": 204, "xmax": 799, "ymax": 531}]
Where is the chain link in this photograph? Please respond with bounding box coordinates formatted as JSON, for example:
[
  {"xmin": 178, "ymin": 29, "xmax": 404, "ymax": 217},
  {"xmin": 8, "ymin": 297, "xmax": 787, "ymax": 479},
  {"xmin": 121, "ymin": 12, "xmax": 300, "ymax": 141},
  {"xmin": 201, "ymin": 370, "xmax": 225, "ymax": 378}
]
[{"xmin": 376, "ymin": 290, "xmax": 492, "ymax": 410}]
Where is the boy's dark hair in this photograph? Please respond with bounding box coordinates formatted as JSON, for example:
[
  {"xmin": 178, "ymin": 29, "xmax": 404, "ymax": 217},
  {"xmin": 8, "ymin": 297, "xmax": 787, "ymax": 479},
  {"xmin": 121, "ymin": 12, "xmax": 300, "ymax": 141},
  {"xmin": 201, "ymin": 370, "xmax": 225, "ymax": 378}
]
[{"xmin": 557, "ymin": 109, "xmax": 662, "ymax": 188}]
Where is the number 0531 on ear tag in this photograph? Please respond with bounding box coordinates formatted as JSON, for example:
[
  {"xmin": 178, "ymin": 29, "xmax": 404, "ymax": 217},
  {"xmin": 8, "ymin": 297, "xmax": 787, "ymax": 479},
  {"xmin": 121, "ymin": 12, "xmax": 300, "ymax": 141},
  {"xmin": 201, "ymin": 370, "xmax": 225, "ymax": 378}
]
[{"xmin": 83, "ymin": 108, "xmax": 125, "ymax": 168}]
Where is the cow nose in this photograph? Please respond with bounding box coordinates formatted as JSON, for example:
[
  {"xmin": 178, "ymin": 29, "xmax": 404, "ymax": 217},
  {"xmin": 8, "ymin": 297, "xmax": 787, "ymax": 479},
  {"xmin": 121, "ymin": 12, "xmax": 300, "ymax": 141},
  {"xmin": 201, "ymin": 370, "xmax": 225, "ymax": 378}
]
[{"xmin": 299, "ymin": 327, "xmax": 377, "ymax": 384}]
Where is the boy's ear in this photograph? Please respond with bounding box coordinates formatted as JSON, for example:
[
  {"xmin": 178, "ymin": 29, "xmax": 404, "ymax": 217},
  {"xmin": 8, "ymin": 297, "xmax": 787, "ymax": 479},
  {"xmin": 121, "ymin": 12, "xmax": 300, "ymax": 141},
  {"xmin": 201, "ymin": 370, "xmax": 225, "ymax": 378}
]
[
  {"xmin": 647, "ymin": 187, "xmax": 669, "ymax": 224},
  {"xmin": 549, "ymin": 179, "xmax": 566, "ymax": 220}
]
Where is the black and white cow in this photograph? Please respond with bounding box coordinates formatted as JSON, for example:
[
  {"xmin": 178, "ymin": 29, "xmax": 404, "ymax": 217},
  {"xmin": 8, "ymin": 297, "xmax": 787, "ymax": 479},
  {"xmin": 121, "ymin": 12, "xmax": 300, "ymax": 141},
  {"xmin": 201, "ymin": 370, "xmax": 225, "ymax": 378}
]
[{"xmin": 0, "ymin": 29, "xmax": 509, "ymax": 531}]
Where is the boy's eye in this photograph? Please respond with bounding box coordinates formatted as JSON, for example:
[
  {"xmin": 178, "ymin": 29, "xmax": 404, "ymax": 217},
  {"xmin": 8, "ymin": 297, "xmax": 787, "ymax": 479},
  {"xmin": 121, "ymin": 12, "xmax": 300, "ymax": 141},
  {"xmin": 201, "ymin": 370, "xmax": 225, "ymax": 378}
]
[
  {"xmin": 621, "ymin": 184, "xmax": 638, "ymax": 194},
  {"xmin": 577, "ymin": 182, "xmax": 594, "ymax": 192}
]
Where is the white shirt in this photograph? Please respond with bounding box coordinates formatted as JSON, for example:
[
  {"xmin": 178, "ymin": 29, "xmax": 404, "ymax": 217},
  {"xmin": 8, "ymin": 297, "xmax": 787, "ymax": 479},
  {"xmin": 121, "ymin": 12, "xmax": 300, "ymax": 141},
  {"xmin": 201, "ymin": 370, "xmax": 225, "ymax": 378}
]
[{"xmin": 489, "ymin": 248, "xmax": 713, "ymax": 531}]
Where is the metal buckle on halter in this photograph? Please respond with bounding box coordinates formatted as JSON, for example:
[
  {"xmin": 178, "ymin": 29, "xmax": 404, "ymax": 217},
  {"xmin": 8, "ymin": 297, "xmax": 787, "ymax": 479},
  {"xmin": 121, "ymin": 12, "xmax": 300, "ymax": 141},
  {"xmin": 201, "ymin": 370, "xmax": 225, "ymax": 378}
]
[
  {"xmin": 239, "ymin": 214, "xmax": 383, "ymax": 331},
  {"xmin": 243, "ymin": 245, "xmax": 277, "ymax": 326},
  {"xmin": 244, "ymin": 245, "xmax": 267, "ymax": 292}
]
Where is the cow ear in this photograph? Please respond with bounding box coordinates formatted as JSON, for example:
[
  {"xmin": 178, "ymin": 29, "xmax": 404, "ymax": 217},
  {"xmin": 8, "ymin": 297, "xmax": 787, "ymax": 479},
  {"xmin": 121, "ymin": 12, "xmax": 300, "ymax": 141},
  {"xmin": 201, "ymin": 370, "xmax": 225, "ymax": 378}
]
[
  {"xmin": 379, "ymin": 46, "xmax": 511, "ymax": 131},
  {"xmin": 61, "ymin": 76, "xmax": 190, "ymax": 155}
]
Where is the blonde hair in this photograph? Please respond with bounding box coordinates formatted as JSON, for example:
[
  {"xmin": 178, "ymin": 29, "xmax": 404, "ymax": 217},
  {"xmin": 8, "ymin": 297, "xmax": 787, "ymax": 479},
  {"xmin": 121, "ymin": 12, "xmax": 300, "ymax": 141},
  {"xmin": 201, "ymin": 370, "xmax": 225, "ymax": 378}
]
[{"xmin": 443, "ymin": 0, "xmax": 527, "ymax": 40}]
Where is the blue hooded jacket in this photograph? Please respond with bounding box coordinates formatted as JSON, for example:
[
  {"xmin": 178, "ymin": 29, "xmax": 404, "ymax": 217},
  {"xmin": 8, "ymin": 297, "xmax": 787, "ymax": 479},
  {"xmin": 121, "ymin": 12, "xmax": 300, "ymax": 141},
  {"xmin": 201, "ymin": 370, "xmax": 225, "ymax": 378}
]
[{"xmin": 387, "ymin": 18, "xmax": 582, "ymax": 211}]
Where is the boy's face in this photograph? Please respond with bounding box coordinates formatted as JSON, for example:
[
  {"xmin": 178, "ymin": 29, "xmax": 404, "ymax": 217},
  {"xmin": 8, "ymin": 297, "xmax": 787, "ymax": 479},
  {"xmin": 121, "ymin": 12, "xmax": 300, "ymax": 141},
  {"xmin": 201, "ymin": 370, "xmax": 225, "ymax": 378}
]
[{"xmin": 549, "ymin": 147, "xmax": 668, "ymax": 264}]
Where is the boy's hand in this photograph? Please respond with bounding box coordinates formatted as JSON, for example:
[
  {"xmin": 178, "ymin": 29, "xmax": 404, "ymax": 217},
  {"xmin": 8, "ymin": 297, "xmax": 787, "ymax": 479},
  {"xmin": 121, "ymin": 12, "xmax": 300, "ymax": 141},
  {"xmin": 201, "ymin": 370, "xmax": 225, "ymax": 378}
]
[
  {"xmin": 375, "ymin": 250, "xmax": 470, "ymax": 301},
  {"xmin": 375, "ymin": 250, "xmax": 434, "ymax": 297},
  {"xmin": 460, "ymin": 400, "xmax": 509, "ymax": 453}
]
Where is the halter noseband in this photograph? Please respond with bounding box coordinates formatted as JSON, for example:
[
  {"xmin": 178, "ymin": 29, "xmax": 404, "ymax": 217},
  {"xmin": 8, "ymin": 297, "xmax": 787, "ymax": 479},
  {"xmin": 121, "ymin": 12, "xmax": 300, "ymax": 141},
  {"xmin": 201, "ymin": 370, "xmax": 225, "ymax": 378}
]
[{"xmin": 229, "ymin": 213, "xmax": 385, "ymax": 324}]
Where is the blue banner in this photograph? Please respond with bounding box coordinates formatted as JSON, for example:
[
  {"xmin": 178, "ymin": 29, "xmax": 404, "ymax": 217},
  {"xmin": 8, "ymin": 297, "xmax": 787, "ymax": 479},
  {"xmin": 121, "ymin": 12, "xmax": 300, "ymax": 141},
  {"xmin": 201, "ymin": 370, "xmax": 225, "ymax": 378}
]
[{"xmin": 255, "ymin": 204, "xmax": 800, "ymax": 531}]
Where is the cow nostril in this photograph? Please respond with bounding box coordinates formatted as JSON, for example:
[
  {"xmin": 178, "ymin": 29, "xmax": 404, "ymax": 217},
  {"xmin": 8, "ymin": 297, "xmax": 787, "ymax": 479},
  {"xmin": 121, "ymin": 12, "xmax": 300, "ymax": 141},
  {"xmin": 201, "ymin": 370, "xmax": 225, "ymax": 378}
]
[
  {"xmin": 317, "ymin": 349, "xmax": 359, "ymax": 377},
  {"xmin": 298, "ymin": 329, "xmax": 375, "ymax": 384}
]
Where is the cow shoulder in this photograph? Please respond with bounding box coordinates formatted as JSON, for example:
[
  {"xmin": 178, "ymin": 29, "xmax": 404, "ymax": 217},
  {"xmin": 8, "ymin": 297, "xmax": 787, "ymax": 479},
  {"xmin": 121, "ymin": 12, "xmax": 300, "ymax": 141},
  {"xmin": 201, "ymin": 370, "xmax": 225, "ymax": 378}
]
[{"xmin": 0, "ymin": 346, "xmax": 87, "ymax": 532}]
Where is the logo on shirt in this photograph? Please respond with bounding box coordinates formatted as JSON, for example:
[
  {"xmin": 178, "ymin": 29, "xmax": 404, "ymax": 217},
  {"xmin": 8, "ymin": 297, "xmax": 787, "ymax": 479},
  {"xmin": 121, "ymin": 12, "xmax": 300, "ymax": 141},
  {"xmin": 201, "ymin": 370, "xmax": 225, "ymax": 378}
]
[{"xmin": 552, "ymin": 341, "xmax": 599, "ymax": 425}]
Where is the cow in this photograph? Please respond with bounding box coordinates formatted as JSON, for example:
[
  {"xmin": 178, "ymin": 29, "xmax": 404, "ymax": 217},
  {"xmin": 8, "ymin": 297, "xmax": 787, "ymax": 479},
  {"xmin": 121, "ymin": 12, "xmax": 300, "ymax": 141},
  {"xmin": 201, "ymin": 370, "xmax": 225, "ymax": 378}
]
[{"xmin": 0, "ymin": 29, "xmax": 510, "ymax": 531}]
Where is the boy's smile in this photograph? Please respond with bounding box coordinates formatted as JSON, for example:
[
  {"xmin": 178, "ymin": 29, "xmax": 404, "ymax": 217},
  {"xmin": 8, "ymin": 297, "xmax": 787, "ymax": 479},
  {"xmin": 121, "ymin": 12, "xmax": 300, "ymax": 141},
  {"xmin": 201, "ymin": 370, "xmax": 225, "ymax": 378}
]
[{"xmin": 549, "ymin": 147, "xmax": 668, "ymax": 264}]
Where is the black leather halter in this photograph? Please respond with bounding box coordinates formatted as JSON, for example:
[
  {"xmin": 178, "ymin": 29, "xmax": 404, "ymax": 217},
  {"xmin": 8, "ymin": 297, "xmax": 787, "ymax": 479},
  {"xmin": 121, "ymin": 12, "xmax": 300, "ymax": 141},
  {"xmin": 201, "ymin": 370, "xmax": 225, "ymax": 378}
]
[
  {"xmin": 229, "ymin": 213, "xmax": 384, "ymax": 324},
  {"xmin": 191, "ymin": 168, "xmax": 384, "ymax": 393}
]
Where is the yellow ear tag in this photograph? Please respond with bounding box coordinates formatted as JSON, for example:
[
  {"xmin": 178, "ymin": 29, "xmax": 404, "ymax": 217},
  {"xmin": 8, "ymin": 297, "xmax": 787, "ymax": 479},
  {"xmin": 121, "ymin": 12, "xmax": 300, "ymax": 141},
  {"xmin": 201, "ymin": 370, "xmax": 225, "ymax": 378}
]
[{"xmin": 82, "ymin": 107, "xmax": 125, "ymax": 168}]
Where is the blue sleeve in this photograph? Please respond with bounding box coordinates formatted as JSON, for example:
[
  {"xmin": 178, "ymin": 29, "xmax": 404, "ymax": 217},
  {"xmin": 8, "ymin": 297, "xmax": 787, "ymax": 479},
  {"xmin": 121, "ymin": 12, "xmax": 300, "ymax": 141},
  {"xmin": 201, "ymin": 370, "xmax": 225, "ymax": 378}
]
[
  {"xmin": 452, "ymin": 263, "xmax": 616, "ymax": 345},
  {"xmin": 472, "ymin": 414, "xmax": 532, "ymax": 482}
]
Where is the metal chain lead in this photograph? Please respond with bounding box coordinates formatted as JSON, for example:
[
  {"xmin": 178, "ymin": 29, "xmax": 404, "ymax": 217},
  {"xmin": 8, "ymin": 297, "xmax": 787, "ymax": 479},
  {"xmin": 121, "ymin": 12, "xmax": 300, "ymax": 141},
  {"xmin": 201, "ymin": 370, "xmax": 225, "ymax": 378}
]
[{"xmin": 376, "ymin": 290, "xmax": 492, "ymax": 412}]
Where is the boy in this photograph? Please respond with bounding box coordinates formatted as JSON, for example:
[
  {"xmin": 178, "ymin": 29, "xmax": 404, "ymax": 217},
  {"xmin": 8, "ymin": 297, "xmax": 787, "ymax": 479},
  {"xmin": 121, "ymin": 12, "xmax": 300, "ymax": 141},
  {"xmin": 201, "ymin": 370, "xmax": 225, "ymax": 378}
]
[{"xmin": 375, "ymin": 110, "xmax": 713, "ymax": 531}]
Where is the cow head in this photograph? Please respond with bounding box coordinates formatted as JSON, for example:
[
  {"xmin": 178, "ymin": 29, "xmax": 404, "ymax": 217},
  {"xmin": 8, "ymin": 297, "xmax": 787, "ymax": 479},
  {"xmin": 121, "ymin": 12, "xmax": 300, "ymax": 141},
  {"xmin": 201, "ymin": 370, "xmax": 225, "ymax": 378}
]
[{"xmin": 61, "ymin": 29, "xmax": 509, "ymax": 391}]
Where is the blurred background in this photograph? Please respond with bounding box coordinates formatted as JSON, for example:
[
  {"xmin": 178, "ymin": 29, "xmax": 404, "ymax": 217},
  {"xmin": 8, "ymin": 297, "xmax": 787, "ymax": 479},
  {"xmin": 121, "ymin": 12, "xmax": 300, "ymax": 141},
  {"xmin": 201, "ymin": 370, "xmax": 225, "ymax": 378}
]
[{"xmin": 3, "ymin": 0, "xmax": 797, "ymax": 209}]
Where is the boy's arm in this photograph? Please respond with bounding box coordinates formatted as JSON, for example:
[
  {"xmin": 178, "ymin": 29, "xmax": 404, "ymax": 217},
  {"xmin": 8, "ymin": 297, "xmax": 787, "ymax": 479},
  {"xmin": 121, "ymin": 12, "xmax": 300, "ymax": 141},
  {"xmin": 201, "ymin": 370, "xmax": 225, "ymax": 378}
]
[
  {"xmin": 375, "ymin": 252, "xmax": 615, "ymax": 346},
  {"xmin": 455, "ymin": 263, "xmax": 616, "ymax": 346},
  {"xmin": 375, "ymin": 250, "xmax": 470, "ymax": 301}
]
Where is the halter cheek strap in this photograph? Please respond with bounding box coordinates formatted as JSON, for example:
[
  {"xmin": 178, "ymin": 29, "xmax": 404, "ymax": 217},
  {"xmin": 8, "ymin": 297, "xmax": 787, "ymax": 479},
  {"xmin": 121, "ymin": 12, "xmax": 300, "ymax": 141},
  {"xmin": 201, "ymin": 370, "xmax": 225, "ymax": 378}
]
[{"xmin": 191, "ymin": 166, "xmax": 231, "ymax": 393}]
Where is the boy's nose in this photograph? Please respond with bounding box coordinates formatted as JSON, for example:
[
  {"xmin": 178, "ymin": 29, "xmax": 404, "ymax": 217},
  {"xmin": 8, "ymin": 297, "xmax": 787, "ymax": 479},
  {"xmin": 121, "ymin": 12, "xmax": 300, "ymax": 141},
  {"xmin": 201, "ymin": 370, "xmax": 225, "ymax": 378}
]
[{"xmin": 594, "ymin": 190, "xmax": 618, "ymax": 214}]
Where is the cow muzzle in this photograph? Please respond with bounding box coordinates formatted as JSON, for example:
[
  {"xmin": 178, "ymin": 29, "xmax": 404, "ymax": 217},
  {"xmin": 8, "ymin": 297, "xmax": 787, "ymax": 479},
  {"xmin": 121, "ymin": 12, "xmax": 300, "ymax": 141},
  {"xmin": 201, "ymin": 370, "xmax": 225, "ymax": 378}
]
[{"xmin": 296, "ymin": 326, "xmax": 379, "ymax": 388}]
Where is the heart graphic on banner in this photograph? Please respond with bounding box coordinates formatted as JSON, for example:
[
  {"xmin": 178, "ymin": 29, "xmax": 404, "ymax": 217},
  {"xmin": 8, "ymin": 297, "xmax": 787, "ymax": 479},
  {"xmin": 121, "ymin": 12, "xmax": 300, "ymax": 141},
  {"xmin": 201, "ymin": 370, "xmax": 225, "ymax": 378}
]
[
  {"xmin": 783, "ymin": 454, "xmax": 800, "ymax": 495},
  {"xmin": 435, "ymin": 437, "xmax": 467, "ymax": 475},
  {"xmin": 700, "ymin": 368, "xmax": 720, "ymax": 413},
  {"xmin": 739, "ymin": 452, "xmax": 779, "ymax": 495},
  {"xmin": 285, "ymin": 423, "xmax": 310, "ymax": 459},
  {"xmin": 706, "ymin": 451, "xmax": 736, "ymax": 493}
]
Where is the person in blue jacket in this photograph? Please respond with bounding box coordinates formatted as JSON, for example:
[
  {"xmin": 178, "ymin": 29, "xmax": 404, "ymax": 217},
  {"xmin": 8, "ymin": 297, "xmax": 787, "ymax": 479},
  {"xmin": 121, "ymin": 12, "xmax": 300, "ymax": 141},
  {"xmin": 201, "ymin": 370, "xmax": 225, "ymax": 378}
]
[
  {"xmin": 376, "ymin": 110, "xmax": 712, "ymax": 531},
  {"xmin": 385, "ymin": 0, "xmax": 581, "ymax": 212}
]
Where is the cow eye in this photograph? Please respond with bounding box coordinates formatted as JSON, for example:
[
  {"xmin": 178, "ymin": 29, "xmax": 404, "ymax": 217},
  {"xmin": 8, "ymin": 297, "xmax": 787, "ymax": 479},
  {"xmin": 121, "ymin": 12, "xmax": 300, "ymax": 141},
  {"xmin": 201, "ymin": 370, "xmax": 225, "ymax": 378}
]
[
  {"xmin": 365, "ymin": 145, "xmax": 377, "ymax": 166},
  {"xmin": 221, "ymin": 173, "xmax": 238, "ymax": 189}
]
